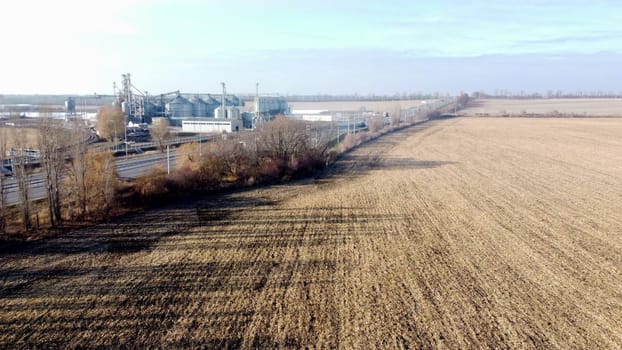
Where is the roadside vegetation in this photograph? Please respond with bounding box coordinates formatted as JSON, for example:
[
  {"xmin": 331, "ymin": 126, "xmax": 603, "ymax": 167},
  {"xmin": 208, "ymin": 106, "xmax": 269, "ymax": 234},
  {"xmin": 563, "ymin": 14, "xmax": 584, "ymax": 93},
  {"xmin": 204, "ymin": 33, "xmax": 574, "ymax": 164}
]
[{"xmin": 0, "ymin": 102, "xmax": 452, "ymax": 240}]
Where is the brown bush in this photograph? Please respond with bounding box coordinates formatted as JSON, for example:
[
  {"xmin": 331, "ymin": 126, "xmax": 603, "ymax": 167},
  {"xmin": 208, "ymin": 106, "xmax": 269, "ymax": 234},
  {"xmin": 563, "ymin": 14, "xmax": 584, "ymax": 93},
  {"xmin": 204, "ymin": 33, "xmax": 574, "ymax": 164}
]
[
  {"xmin": 176, "ymin": 142, "xmax": 203, "ymax": 171},
  {"xmin": 258, "ymin": 158, "xmax": 284, "ymax": 181},
  {"xmin": 85, "ymin": 152, "xmax": 118, "ymax": 217},
  {"xmin": 368, "ymin": 115, "xmax": 386, "ymax": 134},
  {"xmin": 134, "ymin": 166, "xmax": 171, "ymax": 198}
]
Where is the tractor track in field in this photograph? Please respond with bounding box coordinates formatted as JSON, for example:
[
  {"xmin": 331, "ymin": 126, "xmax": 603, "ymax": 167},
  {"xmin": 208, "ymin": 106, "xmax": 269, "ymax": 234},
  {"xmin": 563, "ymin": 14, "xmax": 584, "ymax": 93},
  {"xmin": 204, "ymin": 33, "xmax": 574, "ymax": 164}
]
[{"xmin": 1, "ymin": 117, "xmax": 622, "ymax": 348}]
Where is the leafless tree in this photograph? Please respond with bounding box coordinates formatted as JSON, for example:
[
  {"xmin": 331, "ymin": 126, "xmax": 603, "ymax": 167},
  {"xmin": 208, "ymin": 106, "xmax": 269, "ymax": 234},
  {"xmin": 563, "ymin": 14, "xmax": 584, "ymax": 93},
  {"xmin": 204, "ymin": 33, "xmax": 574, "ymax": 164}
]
[
  {"xmin": 86, "ymin": 152, "xmax": 118, "ymax": 215},
  {"xmin": 456, "ymin": 93, "xmax": 470, "ymax": 110},
  {"xmin": 256, "ymin": 116, "xmax": 309, "ymax": 164},
  {"xmin": 151, "ymin": 118, "xmax": 171, "ymax": 152},
  {"xmin": 0, "ymin": 129, "xmax": 7, "ymax": 232},
  {"xmin": 12, "ymin": 129, "xmax": 32, "ymax": 230},
  {"xmin": 67, "ymin": 118, "xmax": 90, "ymax": 218},
  {"xmin": 38, "ymin": 115, "xmax": 68, "ymax": 226},
  {"xmin": 390, "ymin": 105, "xmax": 402, "ymax": 127},
  {"xmin": 368, "ymin": 115, "xmax": 385, "ymax": 133},
  {"xmin": 96, "ymin": 105, "xmax": 125, "ymax": 141}
]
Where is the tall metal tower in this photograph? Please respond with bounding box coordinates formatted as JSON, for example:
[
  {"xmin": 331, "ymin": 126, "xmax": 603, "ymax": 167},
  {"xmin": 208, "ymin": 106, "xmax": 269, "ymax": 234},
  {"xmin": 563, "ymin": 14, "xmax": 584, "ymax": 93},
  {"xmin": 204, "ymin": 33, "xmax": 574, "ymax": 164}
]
[{"xmin": 221, "ymin": 82, "xmax": 226, "ymax": 119}]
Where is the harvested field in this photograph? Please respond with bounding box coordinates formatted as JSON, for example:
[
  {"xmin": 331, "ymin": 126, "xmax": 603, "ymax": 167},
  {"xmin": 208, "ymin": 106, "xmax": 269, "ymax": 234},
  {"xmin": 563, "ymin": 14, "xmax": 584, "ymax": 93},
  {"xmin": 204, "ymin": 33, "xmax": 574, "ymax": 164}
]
[
  {"xmin": 461, "ymin": 98, "xmax": 622, "ymax": 116},
  {"xmin": 288, "ymin": 99, "xmax": 430, "ymax": 112},
  {"xmin": 2, "ymin": 117, "xmax": 622, "ymax": 348},
  {"xmin": 243, "ymin": 99, "xmax": 432, "ymax": 113}
]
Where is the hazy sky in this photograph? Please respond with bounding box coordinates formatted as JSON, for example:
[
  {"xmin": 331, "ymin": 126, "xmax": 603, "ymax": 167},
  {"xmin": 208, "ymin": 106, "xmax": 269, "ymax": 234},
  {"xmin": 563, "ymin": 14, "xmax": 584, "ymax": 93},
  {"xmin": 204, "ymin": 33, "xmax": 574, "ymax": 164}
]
[{"xmin": 1, "ymin": 0, "xmax": 621, "ymax": 95}]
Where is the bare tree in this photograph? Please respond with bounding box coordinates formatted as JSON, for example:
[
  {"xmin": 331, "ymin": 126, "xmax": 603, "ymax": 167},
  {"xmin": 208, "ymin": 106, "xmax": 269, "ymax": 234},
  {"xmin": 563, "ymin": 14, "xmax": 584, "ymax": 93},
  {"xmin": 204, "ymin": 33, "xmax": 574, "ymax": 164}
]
[
  {"xmin": 0, "ymin": 128, "xmax": 7, "ymax": 233},
  {"xmin": 67, "ymin": 119, "xmax": 90, "ymax": 218},
  {"xmin": 390, "ymin": 105, "xmax": 402, "ymax": 127},
  {"xmin": 368, "ymin": 115, "xmax": 385, "ymax": 134},
  {"xmin": 12, "ymin": 129, "xmax": 32, "ymax": 230},
  {"xmin": 151, "ymin": 118, "xmax": 171, "ymax": 152},
  {"xmin": 456, "ymin": 93, "xmax": 470, "ymax": 110},
  {"xmin": 96, "ymin": 105, "xmax": 125, "ymax": 141},
  {"xmin": 256, "ymin": 116, "xmax": 309, "ymax": 164},
  {"xmin": 38, "ymin": 115, "xmax": 67, "ymax": 226},
  {"xmin": 86, "ymin": 152, "xmax": 118, "ymax": 215}
]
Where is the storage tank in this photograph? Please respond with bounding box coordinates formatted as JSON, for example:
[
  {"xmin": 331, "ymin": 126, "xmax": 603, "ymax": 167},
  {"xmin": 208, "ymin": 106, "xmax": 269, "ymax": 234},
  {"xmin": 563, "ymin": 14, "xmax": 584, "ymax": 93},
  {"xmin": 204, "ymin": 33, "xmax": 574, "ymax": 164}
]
[
  {"xmin": 64, "ymin": 97, "xmax": 76, "ymax": 114},
  {"xmin": 190, "ymin": 96, "xmax": 208, "ymax": 117},
  {"xmin": 214, "ymin": 107, "xmax": 225, "ymax": 119},
  {"xmin": 227, "ymin": 107, "xmax": 241, "ymax": 120},
  {"xmin": 205, "ymin": 96, "xmax": 220, "ymax": 117},
  {"xmin": 215, "ymin": 106, "xmax": 241, "ymax": 119},
  {"xmin": 166, "ymin": 95, "xmax": 193, "ymax": 118}
]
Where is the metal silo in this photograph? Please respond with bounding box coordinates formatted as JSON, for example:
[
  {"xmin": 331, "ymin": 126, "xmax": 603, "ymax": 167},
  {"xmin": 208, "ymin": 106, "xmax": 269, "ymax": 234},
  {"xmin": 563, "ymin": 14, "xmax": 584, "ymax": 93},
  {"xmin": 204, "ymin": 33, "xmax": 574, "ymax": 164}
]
[
  {"xmin": 190, "ymin": 96, "xmax": 208, "ymax": 117},
  {"xmin": 205, "ymin": 95, "xmax": 220, "ymax": 117},
  {"xmin": 166, "ymin": 95, "xmax": 193, "ymax": 118},
  {"xmin": 64, "ymin": 97, "xmax": 76, "ymax": 114}
]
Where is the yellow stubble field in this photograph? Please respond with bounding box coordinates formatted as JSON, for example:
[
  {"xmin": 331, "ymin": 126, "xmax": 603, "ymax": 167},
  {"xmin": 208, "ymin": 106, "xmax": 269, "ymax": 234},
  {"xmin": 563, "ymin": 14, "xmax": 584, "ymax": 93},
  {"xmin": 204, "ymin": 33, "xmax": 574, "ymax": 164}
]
[
  {"xmin": 461, "ymin": 98, "xmax": 622, "ymax": 116},
  {"xmin": 1, "ymin": 117, "xmax": 621, "ymax": 348}
]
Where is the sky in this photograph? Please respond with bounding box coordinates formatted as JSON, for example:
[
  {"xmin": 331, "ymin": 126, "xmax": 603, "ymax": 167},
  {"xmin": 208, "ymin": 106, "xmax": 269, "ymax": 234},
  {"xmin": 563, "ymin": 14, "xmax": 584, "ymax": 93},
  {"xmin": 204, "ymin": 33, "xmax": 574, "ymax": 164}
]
[{"xmin": 1, "ymin": 0, "xmax": 621, "ymax": 95}]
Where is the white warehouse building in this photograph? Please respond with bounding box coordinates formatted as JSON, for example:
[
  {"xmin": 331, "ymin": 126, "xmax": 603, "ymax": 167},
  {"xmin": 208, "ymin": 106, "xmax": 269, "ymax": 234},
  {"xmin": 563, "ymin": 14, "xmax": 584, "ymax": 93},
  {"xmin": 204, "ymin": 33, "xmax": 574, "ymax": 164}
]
[{"xmin": 182, "ymin": 118, "xmax": 243, "ymax": 133}]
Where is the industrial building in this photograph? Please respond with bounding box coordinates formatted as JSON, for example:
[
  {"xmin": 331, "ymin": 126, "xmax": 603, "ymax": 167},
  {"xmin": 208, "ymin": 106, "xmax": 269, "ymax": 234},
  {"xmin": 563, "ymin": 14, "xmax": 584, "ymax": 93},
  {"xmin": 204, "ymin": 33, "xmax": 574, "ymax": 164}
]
[
  {"xmin": 254, "ymin": 96, "xmax": 290, "ymax": 127},
  {"xmin": 113, "ymin": 73, "xmax": 244, "ymax": 123},
  {"xmin": 182, "ymin": 118, "xmax": 243, "ymax": 133},
  {"xmin": 105, "ymin": 73, "xmax": 295, "ymax": 133},
  {"xmin": 291, "ymin": 109, "xmax": 337, "ymax": 122}
]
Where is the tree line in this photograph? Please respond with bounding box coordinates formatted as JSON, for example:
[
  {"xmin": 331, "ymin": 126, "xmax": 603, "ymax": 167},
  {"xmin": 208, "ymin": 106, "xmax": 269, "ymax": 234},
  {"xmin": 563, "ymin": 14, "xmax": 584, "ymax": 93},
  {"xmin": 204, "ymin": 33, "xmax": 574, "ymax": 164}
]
[{"xmin": 0, "ymin": 111, "xmax": 117, "ymax": 235}]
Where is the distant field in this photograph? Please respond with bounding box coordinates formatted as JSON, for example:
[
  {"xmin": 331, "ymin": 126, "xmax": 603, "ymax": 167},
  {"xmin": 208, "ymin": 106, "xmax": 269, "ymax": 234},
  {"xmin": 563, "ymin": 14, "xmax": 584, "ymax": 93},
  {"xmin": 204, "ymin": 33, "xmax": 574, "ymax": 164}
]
[
  {"xmin": 461, "ymin": 98, "xmax": 622, "ymax": 116},
  {"xmin": 243, "ymin": 99, "xmax": 433, "ymax": 113},
  {"xmin": 288, "ymin": 99, "xmax": 431, "ymax": 112}
]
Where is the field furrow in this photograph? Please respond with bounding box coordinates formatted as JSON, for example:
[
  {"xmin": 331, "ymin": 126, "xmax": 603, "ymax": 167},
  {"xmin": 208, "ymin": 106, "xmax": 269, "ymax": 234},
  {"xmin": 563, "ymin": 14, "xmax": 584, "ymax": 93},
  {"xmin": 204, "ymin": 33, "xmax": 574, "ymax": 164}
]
[{"xmin": 1, "ymin": 117, "xmax": 622, "ymax": 348}]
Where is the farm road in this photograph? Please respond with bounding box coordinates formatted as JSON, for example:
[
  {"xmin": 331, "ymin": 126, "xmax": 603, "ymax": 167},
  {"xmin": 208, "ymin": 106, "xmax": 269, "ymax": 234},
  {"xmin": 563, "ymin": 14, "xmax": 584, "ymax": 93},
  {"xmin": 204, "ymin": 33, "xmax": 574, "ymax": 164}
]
[{"xmin": 1, "ymin": 118, "xmax": 622, "ymax": 348}]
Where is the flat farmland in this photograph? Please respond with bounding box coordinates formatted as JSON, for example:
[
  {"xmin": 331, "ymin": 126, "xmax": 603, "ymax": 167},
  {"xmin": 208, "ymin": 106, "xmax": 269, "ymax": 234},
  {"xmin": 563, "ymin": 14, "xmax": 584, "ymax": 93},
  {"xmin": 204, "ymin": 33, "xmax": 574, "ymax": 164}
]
[
  {"xmin": 288, "ymin": 99, "xmax": 431, "ymax": 112},
  {"xmin": 2, "ymin": 118, "xmax": 622, "ymax": 348},
  {"xmin": 243, "ymin": 99, "xmax": 432, "ymax": 113},
  {"xmin": 461, "ymin": 98, "xmax": 622, "ymax": 116}
]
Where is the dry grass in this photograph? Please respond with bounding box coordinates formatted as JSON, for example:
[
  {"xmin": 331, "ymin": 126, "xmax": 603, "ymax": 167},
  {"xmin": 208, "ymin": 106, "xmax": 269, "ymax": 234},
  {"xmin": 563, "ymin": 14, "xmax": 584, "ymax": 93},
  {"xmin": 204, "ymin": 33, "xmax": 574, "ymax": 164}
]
[
  {"xmin": 461, "ymin": 98, "xmax": 622, "ymax": 116},
  {"xmin": 0, "ymin": 127, "xmax": 40, "ymax": 149},
  {"xmin": 1, "ymin": 118, "xmax": 622, "ymax": 348}
]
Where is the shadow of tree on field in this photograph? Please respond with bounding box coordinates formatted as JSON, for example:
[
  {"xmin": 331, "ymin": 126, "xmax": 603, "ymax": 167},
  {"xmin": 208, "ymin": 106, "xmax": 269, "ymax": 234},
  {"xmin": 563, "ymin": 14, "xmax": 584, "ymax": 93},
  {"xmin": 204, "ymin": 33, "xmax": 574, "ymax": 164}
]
[{"xmin": 0, "ymin": 197, "xmax": 399, "ymax": 348}]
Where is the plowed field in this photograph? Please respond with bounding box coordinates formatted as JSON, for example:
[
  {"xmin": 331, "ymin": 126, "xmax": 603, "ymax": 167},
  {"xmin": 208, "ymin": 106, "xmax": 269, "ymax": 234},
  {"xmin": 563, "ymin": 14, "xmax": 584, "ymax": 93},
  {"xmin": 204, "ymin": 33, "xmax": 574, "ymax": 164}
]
[{"xmin": 2, "ymin": 117, "xmax": 622, "ymax": 348}]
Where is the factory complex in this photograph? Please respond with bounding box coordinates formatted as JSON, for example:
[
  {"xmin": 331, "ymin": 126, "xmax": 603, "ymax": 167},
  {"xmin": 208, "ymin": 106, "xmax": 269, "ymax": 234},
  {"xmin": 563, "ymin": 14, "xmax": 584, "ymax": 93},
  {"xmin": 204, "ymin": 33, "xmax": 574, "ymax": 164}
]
[{"xmin": 89, "ymin": 73, "xmax": 291, "ymax": 134}]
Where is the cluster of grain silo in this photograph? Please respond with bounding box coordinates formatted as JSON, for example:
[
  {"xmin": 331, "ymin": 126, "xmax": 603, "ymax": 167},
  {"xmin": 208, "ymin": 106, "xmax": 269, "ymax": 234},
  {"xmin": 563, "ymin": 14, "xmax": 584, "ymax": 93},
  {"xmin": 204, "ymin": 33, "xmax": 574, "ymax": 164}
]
[
  {"xmin": 163, "ymin": 93, "xmax": 244, "ymax": 119},
  {"xmin": 110, "ymin": 73, "xmax": 245, "ymax": 125},
  {"xmin": 165, "ymin": 94, "xmax": 194, "ymax": 118},
  {"xmin": 190, "ymin": 95, "xmax": 209, "ymax": 117}
]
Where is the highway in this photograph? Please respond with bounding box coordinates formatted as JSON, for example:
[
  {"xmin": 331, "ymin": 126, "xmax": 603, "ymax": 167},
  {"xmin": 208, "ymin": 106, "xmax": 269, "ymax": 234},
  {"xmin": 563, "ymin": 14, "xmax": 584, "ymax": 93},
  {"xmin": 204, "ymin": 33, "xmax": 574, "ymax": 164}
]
[
  {"xmin": 2, "ymin": 150, "xmax": 179, "ymax": 206},
  {"xmin": 115, "ymin": 150, "xmax": 178, "ymax": 179}
]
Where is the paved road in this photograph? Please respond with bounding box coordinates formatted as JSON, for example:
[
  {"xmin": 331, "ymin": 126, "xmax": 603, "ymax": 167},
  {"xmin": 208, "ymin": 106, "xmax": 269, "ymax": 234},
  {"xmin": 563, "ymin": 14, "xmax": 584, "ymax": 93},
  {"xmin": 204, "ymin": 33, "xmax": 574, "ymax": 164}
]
[{"xmin": 2, "ymin": 150, "xmax": 179, "ymax": 206}]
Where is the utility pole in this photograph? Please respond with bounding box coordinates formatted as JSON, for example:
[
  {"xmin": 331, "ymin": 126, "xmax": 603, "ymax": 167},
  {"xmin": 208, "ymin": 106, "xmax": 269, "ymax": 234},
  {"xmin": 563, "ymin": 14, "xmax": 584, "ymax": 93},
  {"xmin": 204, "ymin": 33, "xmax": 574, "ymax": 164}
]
[
  {"xmin": 167, "ymin": 145, "xmax": 170, "ymax": 174},
  {"xmin": 220, "ymin": 82, "xmax": 226, "ymax": 119}
]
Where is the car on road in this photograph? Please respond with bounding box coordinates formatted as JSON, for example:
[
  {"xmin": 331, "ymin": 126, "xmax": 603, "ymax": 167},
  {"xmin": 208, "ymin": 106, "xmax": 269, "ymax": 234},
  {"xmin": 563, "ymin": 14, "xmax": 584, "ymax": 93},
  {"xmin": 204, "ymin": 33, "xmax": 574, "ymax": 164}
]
[{"xmin": 1, "ymin": 167, "xmax": 12, "ymax": 177}]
